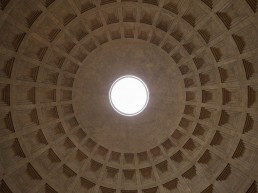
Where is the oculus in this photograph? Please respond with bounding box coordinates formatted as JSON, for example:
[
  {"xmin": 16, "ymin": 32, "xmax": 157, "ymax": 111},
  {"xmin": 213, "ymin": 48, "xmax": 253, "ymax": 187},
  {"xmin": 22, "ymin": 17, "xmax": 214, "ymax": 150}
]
[{"xmin": 109, "ymin": 75, "xmax": 149, "ymax": 116}]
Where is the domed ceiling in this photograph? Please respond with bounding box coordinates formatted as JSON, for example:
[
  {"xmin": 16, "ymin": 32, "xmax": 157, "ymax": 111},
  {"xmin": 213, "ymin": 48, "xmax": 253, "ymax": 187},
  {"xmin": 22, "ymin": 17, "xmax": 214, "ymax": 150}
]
[{"xmin": 0, "ymin": 0, "xmax": 258, "ymax": 193}]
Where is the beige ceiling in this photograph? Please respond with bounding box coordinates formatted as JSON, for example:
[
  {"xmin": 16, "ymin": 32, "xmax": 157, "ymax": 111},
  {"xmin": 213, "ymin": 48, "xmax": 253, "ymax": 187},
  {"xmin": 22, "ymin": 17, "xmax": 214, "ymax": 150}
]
[{"xmin": 0, "ymin": 0, "xmax": 258, "ymax": 193}]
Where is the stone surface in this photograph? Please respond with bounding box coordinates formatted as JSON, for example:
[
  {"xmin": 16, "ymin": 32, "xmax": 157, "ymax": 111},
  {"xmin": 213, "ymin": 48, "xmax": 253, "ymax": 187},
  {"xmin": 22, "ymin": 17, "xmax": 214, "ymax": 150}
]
[{"xmin": 0, "ymin": 0, "xmax": 258, "ymax": 192}]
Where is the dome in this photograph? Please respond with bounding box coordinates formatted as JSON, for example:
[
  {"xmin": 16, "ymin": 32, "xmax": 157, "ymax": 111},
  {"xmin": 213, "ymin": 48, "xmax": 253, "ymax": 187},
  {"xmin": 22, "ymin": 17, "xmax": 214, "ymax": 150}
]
[{"xmin": 0, "ymin": 0, "xmax": 258, "ymax": 193}]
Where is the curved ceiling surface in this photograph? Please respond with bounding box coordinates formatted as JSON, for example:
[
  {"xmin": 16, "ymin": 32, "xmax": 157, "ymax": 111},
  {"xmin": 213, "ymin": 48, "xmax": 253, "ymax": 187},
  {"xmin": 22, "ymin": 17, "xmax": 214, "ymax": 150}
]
[{"xmin": 0, "ymin": 0, "xmax": 258, "ymax": 193}]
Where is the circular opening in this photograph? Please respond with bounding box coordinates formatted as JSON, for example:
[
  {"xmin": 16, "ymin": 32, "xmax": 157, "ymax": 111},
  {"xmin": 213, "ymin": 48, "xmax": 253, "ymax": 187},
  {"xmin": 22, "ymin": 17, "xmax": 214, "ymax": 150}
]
[{"xmin": 109, "ymin": 75, "xmax": 149, "ymax": 116}]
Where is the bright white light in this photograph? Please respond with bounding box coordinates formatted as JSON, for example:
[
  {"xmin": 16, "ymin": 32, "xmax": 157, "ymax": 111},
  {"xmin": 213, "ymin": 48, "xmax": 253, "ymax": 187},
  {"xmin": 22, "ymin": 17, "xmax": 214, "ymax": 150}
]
[{"xmin": 109, "ymin": 75, "xmax": 149, "ymax": 116}]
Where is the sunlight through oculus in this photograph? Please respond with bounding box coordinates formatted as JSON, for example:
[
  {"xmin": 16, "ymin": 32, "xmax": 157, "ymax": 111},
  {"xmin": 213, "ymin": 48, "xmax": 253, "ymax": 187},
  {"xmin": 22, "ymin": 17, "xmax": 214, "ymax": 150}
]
[{"xmin": 109, "ymin": 75, "xmax": 149, "ymax": 116}]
